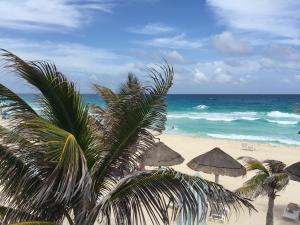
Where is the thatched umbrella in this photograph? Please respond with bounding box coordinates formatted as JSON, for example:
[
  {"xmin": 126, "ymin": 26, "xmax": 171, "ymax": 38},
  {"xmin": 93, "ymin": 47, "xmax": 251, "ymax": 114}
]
[
  {"xmin": 187, "ymin": 147, "xmax": 246, "ymax": 183},
  {"xmin": 285, "ymin": 162, "xmax": 300, "ymax": 182},
  {"xmin": 142, "ymin": 142, "xmax": 184, "ymax": 167}
]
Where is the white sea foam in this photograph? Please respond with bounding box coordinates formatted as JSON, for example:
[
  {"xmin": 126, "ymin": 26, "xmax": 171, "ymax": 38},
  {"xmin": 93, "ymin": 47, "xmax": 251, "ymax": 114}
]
[
  {"xmin": 265, "ymin": 119, "xmax": 298, "ymax": 125},
  {"xmin": 267, "ymin": 111, "xmax": 300, "ymax": 119},
  {"xmin": 194, "ymin": 104, "xmax": 209, "ymax": 110},
  {"xmin": 167, "ymin": 111, "xmax": 259, "ymax": 122},
  {"xmin": 207, "ymin": 133, "xmax": 300, "ymax": 146}
]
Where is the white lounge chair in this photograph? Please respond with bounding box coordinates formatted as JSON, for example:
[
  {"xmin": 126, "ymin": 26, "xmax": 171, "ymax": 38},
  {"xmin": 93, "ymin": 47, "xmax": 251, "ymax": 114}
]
[
  {"xmin": 283, "ymin": 203, "xmax": 300, "ymax": 221},
  {"xmin": 241, "ymin": 143, "xmax": 255, "ymax": 151}
]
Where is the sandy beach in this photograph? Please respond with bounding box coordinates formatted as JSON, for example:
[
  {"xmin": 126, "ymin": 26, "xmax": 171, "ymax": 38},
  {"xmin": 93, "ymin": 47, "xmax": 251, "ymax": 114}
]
[
  {"xmin": 1, "ymin": 118, "xmax": 299, "ymax": 225},
  {"xmin": 158, "ymin": 134, "xmax": 300, "ymax": 225}
]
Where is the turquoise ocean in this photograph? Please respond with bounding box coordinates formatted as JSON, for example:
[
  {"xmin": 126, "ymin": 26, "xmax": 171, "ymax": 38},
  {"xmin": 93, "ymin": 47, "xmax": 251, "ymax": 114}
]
[{"xmin": 21, "ymin": 94, "xmax": 300, "ymax": 146}]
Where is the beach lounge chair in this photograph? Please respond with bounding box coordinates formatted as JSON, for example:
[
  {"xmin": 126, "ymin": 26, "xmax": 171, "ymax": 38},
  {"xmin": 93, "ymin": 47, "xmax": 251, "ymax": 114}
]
[
  {"xmin": 241, "ymin": 143, "xmax": 255, "ymax": 151},
  {"xmin": 283, "ymin": 203, "xmax": 300, "ymax": 221}
]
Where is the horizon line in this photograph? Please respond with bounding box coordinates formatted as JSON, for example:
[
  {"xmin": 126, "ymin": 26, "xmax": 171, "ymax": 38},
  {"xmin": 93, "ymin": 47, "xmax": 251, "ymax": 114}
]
[{"xmin": 15, "ymin": 93, "xmax": 300, "ymax": 95}]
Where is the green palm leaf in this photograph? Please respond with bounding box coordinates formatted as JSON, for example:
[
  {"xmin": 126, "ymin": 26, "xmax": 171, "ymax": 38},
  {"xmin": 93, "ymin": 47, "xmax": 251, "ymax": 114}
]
[
  {"xmin": 0, "ymin": 83, "xmax": 37, "ymax": 117},
  {"xmin": 238, "ymin": 156, "xmax": 269, "ymax": 174},
  {"xmin": 0, "ymin": 144, "xmax": 41, "ymax": 202},
  {"xmin": 94, "ymin": 85, "xmax": 119, "ymax": 107},
  {"xmin": 1, "ymin": 49, "xmax": 95, "ymax": 163},
  {"xmin": 238, "ymin": 157, "xmax": 289, "ymax": 198},
  {"xmin": 13, "ymin": 117, "xmax": 92, "ymax": 205},
  {"xmin": 81, "ymin": 168, "xmax": 254, "ymax": 225},
  {"xmin": 92, "ymin": 64, "xmax": 173, "ymax": 194},
  {"xmin": 263, "ymin": 160, "xmax": 286, "ymax": 174}
]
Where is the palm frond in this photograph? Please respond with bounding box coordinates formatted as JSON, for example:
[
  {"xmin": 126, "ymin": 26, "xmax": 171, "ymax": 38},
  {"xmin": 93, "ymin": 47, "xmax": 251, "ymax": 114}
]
[
  {"xmin": 94, "ymin": 85, "xmax": 119, "ymax": 107},
  {"xmin": 238, "ymin": 156, "xmax": 269, "ymax": 174},
  {"xmin": 236, "ymin": 184, "xmax": 262, "ymax": 198},
  {"xmin": 0, "ymin": 144, "xmax": 41, "ymax": 204},
  {"xmin": 119, "ymin": 73, "xmax": 144, "ymax": 97},
  {"xmin": 0, "ymin": 132, "xmax": 68, "ymax": 223},
  {"xmin": 236, "ymin": 173, "xmax": 268, "ymax": 198},
  {"xmin": 8, "ymin": 221, "xmax": 58, "ymax": 225},
  {"xmin": 0, "ymin": 83, "xmax": 37, "ymax": 117},
  {"xmin": 263, "ymin": 160, "xmax": 286, "ymax": 174},
  {"xmin": 238, "ymin": 158, "xmax": 290, "ymax": 199},
  {"xmin": 82, "ymin": 168, "xmax": 254, "ymax": 225},
  {"xmin": 92, "ymin": 64, "xmax": 173, "ymax": 194},
  {"xmin": 0, "ymin": 205, "xmax": 42, "ymax": 225},
  {"xmin": 1, "ymin": 49, "xmax": 95, "ymax": 164},
  {"xmin": 0, "ymin": 144, "xmax": 61, "ymax": 224},
  {"xmin": 264, "ymin": 173, "xmax": 289, "ymax": 192},
  {"xmin": 13, "ymin": 117, "xmax": 92, "ymax": 205},
  {"xmin": 244, "ymin": 173, "xmax": 269, "ymax": 187}
]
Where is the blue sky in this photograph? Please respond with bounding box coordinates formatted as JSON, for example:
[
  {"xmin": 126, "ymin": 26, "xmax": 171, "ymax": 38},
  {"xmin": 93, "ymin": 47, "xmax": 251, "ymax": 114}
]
[{"xmin": 1, "ymin": 0, "xmax": 300, "ymax": 93}]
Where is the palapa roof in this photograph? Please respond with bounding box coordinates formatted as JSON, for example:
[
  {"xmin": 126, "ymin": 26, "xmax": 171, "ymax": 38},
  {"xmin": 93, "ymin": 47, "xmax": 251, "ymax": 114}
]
[
  {"xmin": 285, "ymin": 162, "xmax": 300, "ymax": 182},
  {"xmin": 187, "ymin": 147, "xmax": 246, "ymax": 177},
  {"xmin": 142, "ymin": 142, "xmax": 184, "ymax": 166}
]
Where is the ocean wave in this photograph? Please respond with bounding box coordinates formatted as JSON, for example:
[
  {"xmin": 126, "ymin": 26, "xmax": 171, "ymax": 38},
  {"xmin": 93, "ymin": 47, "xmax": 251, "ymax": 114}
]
[
  {"xmin": 167, "ymin": 112, "xmax": 259, "ymax": 122},
  {"xmin": 267, "ymin": 111, "xmax": 300, "ymax": 119},
  {"xmin": 265, "ymin": 119, "xmax": 298, "ymax": 125},
  {"xmin": 207, "ymin": 133, "xmax": 300, "ymax": 146},
  {"xmin": 167, "ymin": 110, "xmax": 300, "ymax": 126},
  {"xmin": 194, "ymin": 104, "xmax": 209, "ymax": 110}
]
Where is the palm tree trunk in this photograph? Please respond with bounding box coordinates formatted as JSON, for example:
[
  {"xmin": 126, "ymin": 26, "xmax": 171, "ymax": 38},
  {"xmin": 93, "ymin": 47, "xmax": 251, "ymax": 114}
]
[{"xmin": 266, "ymin": 194, "xmax": 275, "ymax": 225}]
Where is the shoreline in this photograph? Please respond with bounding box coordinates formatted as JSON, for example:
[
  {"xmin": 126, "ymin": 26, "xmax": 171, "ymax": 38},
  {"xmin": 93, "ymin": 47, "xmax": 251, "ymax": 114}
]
[
  {"xmin": 160, "ymin": 133, "xmax": 300, "ymax": 163},
  {"xmin": 164, "ymin": 130, "xmax": 300, "ymax": 147}
]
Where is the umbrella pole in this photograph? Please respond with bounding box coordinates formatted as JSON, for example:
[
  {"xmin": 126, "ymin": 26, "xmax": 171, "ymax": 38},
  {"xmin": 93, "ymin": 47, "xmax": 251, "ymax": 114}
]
[{"xmin": 215, "ymin": 174, "xmax": 219, "ymax": 183}]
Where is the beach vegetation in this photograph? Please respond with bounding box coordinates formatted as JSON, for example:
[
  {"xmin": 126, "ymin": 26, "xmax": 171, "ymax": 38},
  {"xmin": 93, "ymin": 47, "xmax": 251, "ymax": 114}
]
[{"xmin": 237, "ymin": 157, "xmax": 289, "ymax": 225}]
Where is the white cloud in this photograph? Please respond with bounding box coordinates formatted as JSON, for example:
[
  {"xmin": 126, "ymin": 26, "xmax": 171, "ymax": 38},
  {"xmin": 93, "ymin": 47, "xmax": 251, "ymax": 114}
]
[
  {"xmin": 0, "ymin": 38, "xmax": 146, "ymax": 92},
  {"xmin": 160, "ymin": 50, "xmax": 186, "ymax": 63},
  {"xmin": 193, "ymin": 60, "xmax": 257, "ymax": 84},
  {"xmin": 207, "ymin": 0, "xmax": 300, "ymax": 38},
  {"xmin": 266, "ymin": 45, "xmax": 300, "ymax": 61},
  {"xmin": 259, "ymin": 57, "xmax": 300, "ymax": 71},
  {"xmin": 212, "ymin": 31, "xmax": 252, "ymax": 55},
  {"xmin": 194, "ymin": 69, "xmax": 209, "ymax": 83},
  {"xmin": 259, "ymin": 58, "xmax": 278, "ymax": 70},
  {"xmin": 214, "ymin": 67, "xmax": 232, "ymax": 83},
  {"xmin": 0, "ymin": 0, "xmax": 118, "ymax": 31},
  {"xmin": 141, "ymin": 34, "xmax": 203, "ymax": 49},
  {"xmin": 128, "ymin": 23, "xmax": 174, "ymax": 35}
]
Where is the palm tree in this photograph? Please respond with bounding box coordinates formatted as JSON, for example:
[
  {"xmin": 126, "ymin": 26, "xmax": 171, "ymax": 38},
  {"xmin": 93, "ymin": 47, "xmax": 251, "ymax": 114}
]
[
  {"xmin": 0, "ymin": 49, "xmax": 254, "ymax": 225},
  {"xmin": 237, "ymin": 157, "xmax": 289, "ymax": 225}
]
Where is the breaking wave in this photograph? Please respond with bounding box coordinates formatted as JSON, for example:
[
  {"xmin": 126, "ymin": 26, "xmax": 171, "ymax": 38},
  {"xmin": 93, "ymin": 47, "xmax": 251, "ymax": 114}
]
[
  {"xmin": 267, "ymin": 111, "xmax": 300, "ymax": 119},
  {"xmin": 207, "ymin": 133, "xmax": 300, "ymax": 146},
  {"xmin": 167, "ymin": 112, "xmax": 259, "ymax": 122},
  {"xmin": 265, "ymin": 119, "xmax": 298, "ymax": 125},
  {"xmin": 194, "ymin": 104, "xmax": 209, "ymax": 110},
  {"xmin": 167, "ymin": 110, "xmax": 300, "ymax": 125}
]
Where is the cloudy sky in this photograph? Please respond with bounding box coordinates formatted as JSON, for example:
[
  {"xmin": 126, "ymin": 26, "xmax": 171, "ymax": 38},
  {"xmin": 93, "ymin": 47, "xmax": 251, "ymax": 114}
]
[{"xmin": 1, "ymin": 0, "xmax": 300, "ymax": 93}]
